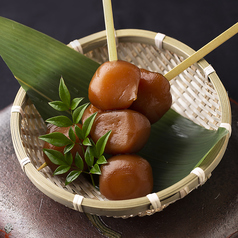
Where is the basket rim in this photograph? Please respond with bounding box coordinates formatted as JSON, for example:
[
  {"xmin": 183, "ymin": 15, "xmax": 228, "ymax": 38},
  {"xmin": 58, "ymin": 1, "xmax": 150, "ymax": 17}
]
[{"xmin": 10, "ymin": 29, "xmax": 231, "ymax": 217}]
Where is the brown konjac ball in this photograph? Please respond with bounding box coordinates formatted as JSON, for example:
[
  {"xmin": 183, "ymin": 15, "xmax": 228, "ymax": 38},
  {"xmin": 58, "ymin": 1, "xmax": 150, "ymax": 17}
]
[
  {"xmin": 43, "ymin": 124, "xmax": 86, "ymax": 173},
  {"xmin": 88, "ymin": 109, "xmax": 151, "ymax": 155},
  {"xmin": 88, "ymin": 60, "xmax": 141, "ymax": 110},
  {"xmin": 130, "ymin": 68, "xmax": 172, "ymax": 124},
  {"xmin": 99, "ymin": 154, "xmax": 153, "ymax": 200},
  {"xmin": 81, "ymin": 104, "xmax": 102, "ymax": 124}
]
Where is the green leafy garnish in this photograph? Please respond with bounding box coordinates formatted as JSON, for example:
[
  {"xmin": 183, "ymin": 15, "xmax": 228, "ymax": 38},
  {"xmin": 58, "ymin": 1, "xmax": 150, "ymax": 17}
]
[
  {"xmin": 40, "ymin": 132, "xmax": 73, "ymax": 147},
  {"xmin": 39, "ymin": 77, "xmax": 111, "ymax": 186}
]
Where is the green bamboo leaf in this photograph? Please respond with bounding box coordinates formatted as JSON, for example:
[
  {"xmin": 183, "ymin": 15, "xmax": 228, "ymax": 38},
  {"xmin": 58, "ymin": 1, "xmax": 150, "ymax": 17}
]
[
  {"xmin": 39, "ymin": 132, "xmax": 72, "ymax": 147},
  {"xmin": 138, "ymin": 109, "xmax": 229, "ymax": 192},
  {"xmin": 46, "ymin": 115, "xmax": 73, "ymax": 127},
  {"xmin": 0, "ymin": 17, "xmax": 100, "ymax": 120},
  {"xmin": 43, "ymin": 149, "xmax": 66, "ymax": 165},
  {"xmin": 49, "ymin": 101, "xmax": 69, "ymax": 111},
  {"xmin": 71, "ymin": 97, "xmax": 84, "ymax": 110},
  {"xmin": 65, "ymin": 170, "xmax": 82, "ymax": 185},
  {"xmin": 54, "ymin": 165, "xmax": 71, "ymax": 176}
]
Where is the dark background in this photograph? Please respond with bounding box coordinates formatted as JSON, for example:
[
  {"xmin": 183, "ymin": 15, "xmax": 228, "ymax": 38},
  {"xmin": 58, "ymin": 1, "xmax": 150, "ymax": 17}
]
[{"xmin": 0, "ymin": 0, "xmax": 237, "ymax": 110}]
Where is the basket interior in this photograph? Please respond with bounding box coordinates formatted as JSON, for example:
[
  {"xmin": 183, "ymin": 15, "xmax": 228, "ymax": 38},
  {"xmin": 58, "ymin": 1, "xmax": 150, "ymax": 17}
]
[{"xmin": 19, "ymin": 40, "xmax": 223, "ymax": 201}]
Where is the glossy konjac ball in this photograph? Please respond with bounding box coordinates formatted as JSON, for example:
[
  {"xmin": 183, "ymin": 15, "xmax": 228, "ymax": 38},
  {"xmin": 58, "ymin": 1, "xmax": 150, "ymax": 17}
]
[
  {"xmin": 88, "ymin": 109, "xmax": 151, "ymax": 155},
  {"xmin": 81, "ymin": 104, "xmax": 102, "ymax": 124},
  {"xmin": 99, "ymin": 154, "xmax": 153, "ymax": 200},
  {"xmin": 88, "ymin": 60, "xmax": 141, "ymax": 110},
  {"xmin": 43, "ymin": 124, "xmax": 86, "ymax": 173},
  {"xmin": 130, "ymin": 68, "xmax": 172, "ymax": 124}
]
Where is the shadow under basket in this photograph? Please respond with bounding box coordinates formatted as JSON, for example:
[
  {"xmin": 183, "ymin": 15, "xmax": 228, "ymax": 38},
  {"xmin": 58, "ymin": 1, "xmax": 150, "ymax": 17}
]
[{"xmin": 10, "ymin": 29, "xmax": 231, "ymax": 218}]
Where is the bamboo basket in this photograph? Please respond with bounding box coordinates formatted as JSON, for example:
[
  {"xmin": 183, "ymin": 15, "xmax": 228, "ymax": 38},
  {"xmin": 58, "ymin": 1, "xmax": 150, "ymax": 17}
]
[{"xmin": 10, "ymin": 29, "xmax": 231, "ymax": 218}]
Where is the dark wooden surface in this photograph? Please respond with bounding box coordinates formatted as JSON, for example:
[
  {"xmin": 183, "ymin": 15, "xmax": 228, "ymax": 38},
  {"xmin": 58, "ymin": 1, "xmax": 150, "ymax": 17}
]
[{"xmin": 0, "ymin": 100, "xmax": 238, "ymax": 238}]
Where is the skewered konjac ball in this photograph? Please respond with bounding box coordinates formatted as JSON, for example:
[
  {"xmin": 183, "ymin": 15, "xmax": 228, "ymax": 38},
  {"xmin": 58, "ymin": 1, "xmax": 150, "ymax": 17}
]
[
  {"xmin": 99, "ymin": 154, "xmax": 153, "ymax": 200},
  {"xmin": 130, "ymin": 68, "xmax": 172, "ymax": 124},
  {"xmin": 88, "ymin": 60, "xmax": 141, "ymax": 110},
  {"xmin": 43, "ymin": 124, "xmax": 86, "ymax": 174},
  {"xmin": 81, "ymin": 103, "xmax": 102, "ymax": 124},
  {"xmin": 83, "ymin": 107, "xmax": 151, "ymax": 154}
]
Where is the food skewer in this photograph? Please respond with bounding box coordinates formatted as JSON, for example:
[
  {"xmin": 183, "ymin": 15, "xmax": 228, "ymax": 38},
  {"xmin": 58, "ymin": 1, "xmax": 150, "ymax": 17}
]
[
  {"xmin": 102, "ymin": 0, "xmax": 118, "ymax": 61},
  {"xmin": 164, "ymin": 22, "xmax": 238, "ymax": 81},
  {"xmin": 37, "ymin": 162, "xmax": 47, "ymax": 171}
]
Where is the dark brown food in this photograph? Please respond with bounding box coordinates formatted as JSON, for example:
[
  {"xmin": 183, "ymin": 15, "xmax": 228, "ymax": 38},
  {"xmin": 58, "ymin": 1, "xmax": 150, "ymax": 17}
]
[
  {"xmin": 88, "ymin": 109, "xmax": 151, "ymax": 155},
  {"xmin": 43, "ymin": 124, "xmax": 86, "ymax": 173},
  {"xmin": 88, "ymin": 60, "xmax": 141, "ymax": 110},
  {"xmin": 130, "ymin": 68, "xmax": 172, "ymax": 124},
  {"xmin": 99, "ymin": 154, "xmax": 153, "ymax": 200}
]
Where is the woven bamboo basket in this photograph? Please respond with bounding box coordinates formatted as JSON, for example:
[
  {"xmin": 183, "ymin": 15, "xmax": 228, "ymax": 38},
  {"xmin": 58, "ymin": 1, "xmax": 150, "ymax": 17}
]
[{"xmin": 10, "ymin": 29, "xmax": 231, "ymax": 218}]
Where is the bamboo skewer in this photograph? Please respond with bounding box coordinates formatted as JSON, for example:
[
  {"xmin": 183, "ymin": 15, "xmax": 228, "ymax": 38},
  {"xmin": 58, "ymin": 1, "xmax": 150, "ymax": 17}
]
[
  {"xmin": 102, "ymin": 0, "xmax": 118, "ymax": 61},
  {"xmin": 37, "ymin": 162, "xmax": 47, "ymax": 171},
  {"xmin": 164, "ymin": 22, "xmax": 238, "ymax": 81}
]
